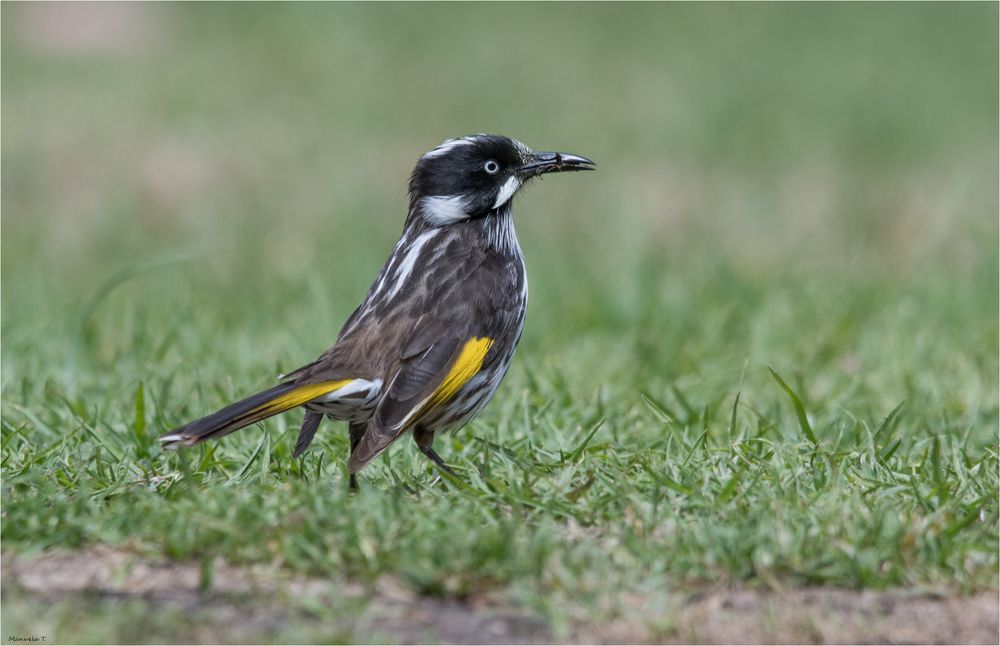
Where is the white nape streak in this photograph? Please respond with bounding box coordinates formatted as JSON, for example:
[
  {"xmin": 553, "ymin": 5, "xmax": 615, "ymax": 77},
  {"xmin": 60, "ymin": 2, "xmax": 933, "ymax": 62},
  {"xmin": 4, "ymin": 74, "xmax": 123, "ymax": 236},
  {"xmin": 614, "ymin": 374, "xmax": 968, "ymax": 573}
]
[
  {"xmin": 370, "ymin": 232, "xmax": 411, "ymax": 298},
  {"xmin": 492, "ymin": 176, "xmax": 521, "ymax": 209},
  {"xmin": 422, "ymin": 195, "xmax": 469, "ymax": 225},
  {"xmin": 383, "ymin": 229, "xmax": 437, "ymax": 299},
  {"xmin": 422, "ymin": 137, "xmax": 477, "ymax": 159},
  {"xmin": 339, "ymin": 229, "xmax": 418, "ymax": 338}
]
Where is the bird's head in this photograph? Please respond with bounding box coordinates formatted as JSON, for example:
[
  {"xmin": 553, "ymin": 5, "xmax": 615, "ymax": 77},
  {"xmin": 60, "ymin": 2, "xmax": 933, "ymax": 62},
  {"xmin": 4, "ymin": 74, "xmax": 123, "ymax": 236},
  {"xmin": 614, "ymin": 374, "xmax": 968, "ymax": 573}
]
[{"xmin": 408, "ymin": 134, "xmax": 595, "ymax": 226}]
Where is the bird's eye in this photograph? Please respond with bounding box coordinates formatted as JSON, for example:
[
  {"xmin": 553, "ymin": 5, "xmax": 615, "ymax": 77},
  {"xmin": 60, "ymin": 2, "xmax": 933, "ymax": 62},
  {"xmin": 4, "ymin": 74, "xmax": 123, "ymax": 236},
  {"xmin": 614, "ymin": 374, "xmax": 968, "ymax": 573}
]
[{"xmin": 484, "ymin": 160, "xmax": 500, "ymax": 174}]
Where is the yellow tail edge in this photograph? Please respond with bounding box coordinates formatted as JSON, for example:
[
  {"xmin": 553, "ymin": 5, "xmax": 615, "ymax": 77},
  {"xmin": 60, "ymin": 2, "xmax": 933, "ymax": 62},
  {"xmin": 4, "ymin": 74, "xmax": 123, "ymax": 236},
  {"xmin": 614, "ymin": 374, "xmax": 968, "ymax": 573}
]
[{"xmin": 252, "ymin": 379, "xmax": 354, "ymax": 417}]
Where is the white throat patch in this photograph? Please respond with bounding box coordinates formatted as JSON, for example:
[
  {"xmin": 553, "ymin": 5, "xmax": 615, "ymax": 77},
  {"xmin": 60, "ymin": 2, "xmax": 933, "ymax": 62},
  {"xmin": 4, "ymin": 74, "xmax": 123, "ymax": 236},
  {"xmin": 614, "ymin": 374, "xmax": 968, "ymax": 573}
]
[
  {"xmin": 422, "ymin": 195, "xmax": 469, "ymax": 226},
  {"xmin": 492, "ymin": 175, "xmax": 521, "ymax": 209}
]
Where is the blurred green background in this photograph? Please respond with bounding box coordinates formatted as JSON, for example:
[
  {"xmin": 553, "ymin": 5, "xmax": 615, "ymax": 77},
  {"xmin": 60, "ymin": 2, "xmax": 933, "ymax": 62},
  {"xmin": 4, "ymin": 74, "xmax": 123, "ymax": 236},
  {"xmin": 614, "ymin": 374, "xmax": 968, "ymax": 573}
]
[
  {"xmin": 2, "ymin": 4, "xmax": 998, "ymax": 640},
  {"xmin": 3, "ymin": 3, "xmax": 996, "ymax": 390}
]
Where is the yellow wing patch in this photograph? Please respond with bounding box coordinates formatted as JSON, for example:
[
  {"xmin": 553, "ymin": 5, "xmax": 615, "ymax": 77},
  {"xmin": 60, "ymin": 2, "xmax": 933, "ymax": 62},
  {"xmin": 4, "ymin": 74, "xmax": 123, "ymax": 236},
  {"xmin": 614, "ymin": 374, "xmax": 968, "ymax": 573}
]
[
  {"xmin": 394, "ymin": 337, "xmax": 494, "ymax": 431},
  {"xmin": 252, "ymin": 379, "xmax": 354, "ymax": 417},
  {"xmin": 424, "ymin": 337, "xmax": 494, "ymax": 413}
]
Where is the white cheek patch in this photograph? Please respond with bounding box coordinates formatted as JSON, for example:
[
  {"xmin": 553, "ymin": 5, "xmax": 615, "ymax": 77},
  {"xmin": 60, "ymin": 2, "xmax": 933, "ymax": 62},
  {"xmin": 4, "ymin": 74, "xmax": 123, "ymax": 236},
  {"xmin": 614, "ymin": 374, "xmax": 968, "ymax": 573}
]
[
  {"xmin": 422, "ymin": 195, "xmax": 469, "ymax": 225},
  {"xmin": 492, "ymin": 175, "xmax": 521, "ymax": 209}
]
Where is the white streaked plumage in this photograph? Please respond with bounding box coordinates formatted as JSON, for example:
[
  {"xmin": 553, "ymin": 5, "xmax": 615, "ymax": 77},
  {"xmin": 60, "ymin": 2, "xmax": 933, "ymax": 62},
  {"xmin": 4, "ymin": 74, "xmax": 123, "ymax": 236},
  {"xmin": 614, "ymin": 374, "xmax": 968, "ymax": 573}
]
[
  {"xmin": 308, "ymin": 378, "xmax": 383, "ymax": 422},
  {"xmin": 383, "ymin": 229, "xmax": 437, "ymax": 299},
  {"xmin": 482, "ymin": 205, "xmax": 521, "ymax": 257},
  {"xmin": 370, "ymin": 232, "xmax": 411, "ymax": 299}
]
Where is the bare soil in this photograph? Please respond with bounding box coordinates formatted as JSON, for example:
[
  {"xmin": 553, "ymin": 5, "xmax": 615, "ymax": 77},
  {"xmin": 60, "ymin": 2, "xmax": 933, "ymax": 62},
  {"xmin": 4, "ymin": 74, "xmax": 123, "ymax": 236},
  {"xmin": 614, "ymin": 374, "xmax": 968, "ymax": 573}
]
[{"xmin": 3, "ymin": 547, "xmax": 997, "ymax": 644}]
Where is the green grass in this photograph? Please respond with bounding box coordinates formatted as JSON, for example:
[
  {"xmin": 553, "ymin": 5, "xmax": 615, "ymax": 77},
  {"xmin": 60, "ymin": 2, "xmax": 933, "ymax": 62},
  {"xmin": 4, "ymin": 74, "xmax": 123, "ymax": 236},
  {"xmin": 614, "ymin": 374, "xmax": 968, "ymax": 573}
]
[{"xmin": 2, "ymin": 2, "xmax": 998, "ymax": 642}]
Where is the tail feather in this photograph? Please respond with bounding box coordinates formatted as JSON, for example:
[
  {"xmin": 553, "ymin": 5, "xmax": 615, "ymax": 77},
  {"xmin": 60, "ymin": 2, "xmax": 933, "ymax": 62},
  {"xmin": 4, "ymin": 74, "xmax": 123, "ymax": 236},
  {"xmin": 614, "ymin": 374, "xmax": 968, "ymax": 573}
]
[
  {"xmin": 160, "ymin": 379, "xmax": 352, "ymax": 449},
  {"xmin": 293, "ymin": 411, "xmax": 324, "ymax": 458}
]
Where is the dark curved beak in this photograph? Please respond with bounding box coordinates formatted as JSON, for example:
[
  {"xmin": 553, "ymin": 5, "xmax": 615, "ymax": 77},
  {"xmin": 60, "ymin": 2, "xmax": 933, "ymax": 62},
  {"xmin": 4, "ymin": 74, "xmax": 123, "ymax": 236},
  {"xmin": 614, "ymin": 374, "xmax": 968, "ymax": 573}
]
[{"xmin": 519, "ymin": 151, "xmax": 596, "ymax": 178}]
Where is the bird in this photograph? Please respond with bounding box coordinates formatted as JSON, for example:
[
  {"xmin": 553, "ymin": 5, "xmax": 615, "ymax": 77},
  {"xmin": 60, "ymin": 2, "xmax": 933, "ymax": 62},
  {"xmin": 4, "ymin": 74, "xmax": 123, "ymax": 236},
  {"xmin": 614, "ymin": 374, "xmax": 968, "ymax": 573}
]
[{"xmin": 159, "ymin": 134, "xmax": 595, "ymax": 486}]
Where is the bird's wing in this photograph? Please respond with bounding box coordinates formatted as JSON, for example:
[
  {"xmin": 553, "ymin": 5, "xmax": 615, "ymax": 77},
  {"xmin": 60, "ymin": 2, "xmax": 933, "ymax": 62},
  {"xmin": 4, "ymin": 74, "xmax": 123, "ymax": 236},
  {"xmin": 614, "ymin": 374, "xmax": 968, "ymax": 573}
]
[
  {"xmin": 277, "ymin": 340, "xmax": 366, "ymax": 385},
  {"xmin": 348, "ymin": 333, "xmax": 494, "ymax": 472}
]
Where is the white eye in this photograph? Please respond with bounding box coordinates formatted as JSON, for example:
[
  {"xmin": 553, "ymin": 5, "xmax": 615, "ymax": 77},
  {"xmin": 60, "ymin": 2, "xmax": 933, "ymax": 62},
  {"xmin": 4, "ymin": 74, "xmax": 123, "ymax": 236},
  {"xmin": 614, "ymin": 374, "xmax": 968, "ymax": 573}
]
[{"xmin": 484, "ymin": 160, "xmax": 500, "ymax": 174}]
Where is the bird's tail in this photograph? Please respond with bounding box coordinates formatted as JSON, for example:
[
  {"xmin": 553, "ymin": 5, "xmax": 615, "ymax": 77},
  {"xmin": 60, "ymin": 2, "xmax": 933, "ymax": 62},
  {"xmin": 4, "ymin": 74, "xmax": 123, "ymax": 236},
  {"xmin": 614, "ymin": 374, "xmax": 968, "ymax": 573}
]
[{"xmin": 159, "ymin": 380, "xmax": 352, "ymax": 449}]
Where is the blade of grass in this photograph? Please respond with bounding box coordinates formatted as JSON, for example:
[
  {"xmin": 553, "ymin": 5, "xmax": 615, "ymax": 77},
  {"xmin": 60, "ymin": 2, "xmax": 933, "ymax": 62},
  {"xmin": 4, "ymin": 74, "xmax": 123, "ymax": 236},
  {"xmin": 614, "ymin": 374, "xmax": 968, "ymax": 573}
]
[
  {"xmin": 874, "ymin": 400, "xmax": 906, "ymax": 441},
  {"xmin": 228, "ymin": 434, "xmax": 267, "ymax": 485},
  {"xmin": 640, "ymin": 393, "xmax": 676, "ymax": 426},
  {"xmin": 768, "ymin": 366, "xmax": 817, "ymax": 444}
]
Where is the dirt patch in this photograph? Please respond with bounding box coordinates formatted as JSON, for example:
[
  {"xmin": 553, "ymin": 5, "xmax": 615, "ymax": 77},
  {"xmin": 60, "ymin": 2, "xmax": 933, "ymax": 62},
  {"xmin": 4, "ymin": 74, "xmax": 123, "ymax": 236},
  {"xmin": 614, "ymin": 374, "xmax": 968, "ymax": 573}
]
[
  {"xmin": 649, "ymin": 587, "xmax": 998, "ymax": 645},
  {"xmin": 2, "ymin": 547, "xmax": 549, "ymax": 644},
  {"xmin": 3, "ymin": 547, "xmax": 997, "ymax": 644}
]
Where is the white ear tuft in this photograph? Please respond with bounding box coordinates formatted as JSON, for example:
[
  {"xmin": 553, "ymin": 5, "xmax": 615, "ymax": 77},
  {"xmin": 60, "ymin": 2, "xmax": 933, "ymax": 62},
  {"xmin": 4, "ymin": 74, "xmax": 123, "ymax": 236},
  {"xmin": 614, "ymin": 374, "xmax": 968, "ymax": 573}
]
[{"xmin": 422, "ymin": 195, "xmax": 469, "ymax": 225}]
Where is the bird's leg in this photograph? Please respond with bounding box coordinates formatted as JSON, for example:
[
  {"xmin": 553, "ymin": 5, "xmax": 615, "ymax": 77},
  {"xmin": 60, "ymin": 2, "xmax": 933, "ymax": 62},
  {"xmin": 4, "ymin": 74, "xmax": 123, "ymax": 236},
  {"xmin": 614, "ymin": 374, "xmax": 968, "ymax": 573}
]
[
  {"xmin": 413, "ymin": 427, "xmax": 459, "ymax": 479},
  {"xmin": 347, "ymin": 422, "xmax": 366, "ymax": 490}
]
